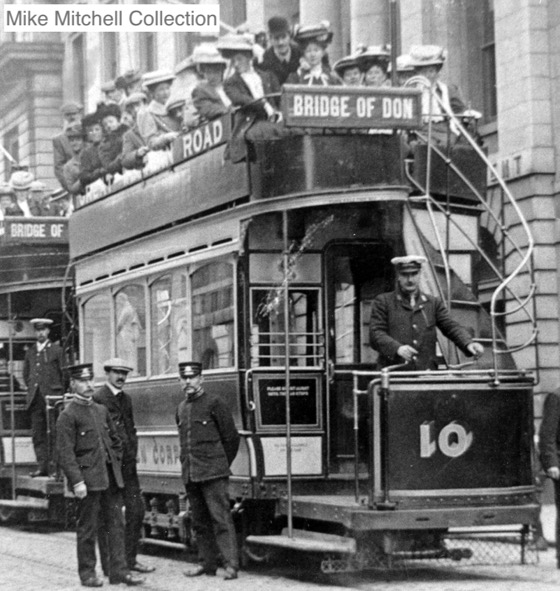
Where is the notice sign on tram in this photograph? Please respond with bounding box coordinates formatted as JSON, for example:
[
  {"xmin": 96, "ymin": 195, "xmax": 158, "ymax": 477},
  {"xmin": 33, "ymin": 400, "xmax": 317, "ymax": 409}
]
[
  {"xmin": 282, "ymin": 85, "xmax": 422, "ymax": 129},
  {"xmin": 0, "ymin": 219, "xmax": 68, "ymax": 243}
]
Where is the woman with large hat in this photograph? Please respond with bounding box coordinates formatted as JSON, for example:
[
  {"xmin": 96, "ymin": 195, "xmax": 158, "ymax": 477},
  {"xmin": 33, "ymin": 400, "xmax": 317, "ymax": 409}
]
[
  {"xmin": 191, "ymin": 43, "xmax": 232, "ymax": 122},
  {"xmin": 287, "ymin": 22, "xmax": 341, "ymax": 86},
  {"xmin": 219, "ymin": 33, "xmax": 284, "ymax": 163},
  {"xmin": 356, "ymin": 45, "xmax": 391, "ymax": 88},
  {"xmin": 137, "ymin": 70, "xmax": 180, "ymax": 150},
  {"xmin": 333, "ymin": 53, "xmax": 363, "ymax": 87}
]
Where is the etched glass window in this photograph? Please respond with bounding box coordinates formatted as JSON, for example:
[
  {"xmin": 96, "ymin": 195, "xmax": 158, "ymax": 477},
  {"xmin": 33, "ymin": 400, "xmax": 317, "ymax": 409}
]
[
  {"xmin": 191, "ymin": 262, "xmax": 234, "ymax": 369},
  {"xmin": 114, "ymin": 284, "xmax": 146, "ymax": 377}
]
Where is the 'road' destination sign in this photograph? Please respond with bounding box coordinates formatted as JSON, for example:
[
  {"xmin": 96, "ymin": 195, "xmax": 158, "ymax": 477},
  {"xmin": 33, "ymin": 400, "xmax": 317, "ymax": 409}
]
[{"xmin": 282, "ymin": 85, "xmax": 422, "ymax": 129}]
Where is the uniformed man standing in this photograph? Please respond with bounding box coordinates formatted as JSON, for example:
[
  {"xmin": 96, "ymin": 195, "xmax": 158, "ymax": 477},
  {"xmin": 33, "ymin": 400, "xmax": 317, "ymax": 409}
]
[
  {"xmin": 370, "ymin": 256, "xmax": 484, "ymax": 370},
  {"xmin": 176, "ymin": 362, "xmax": 240, "ymax": 580},
  {"xmin": 94, "ymin": 358, "xmax": 154, "ymax": 575},
  {"xmin": 56, "ymin": 363, "xmax": 144, "ymax": 588},
  {"xmin": 23, "ymin": 318, "xmax": 66, "ymax": 476}
]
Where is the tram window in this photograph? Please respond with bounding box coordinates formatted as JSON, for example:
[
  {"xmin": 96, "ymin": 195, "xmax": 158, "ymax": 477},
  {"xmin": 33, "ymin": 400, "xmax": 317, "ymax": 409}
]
[
  {"xmin": 114, "ymin": 285, "xmax": 147, "ymax": 377},
  {"xmin": 251, "ymin": 289, "xmax": 321, "ymax": 367},
  {"xmin": 332, "ymin": 254, "xmax": 382, "ymax": 365},
  {"xmin": 191, "ymin": 262, "xmax": 234, "ymax": 369},
  {"xmin": 83, "ymin": 291, "xmax": 112, "ymax": 378},
  {"xmin": 150, "ymin": 272, "xmax": 189, "ymax": 376}
]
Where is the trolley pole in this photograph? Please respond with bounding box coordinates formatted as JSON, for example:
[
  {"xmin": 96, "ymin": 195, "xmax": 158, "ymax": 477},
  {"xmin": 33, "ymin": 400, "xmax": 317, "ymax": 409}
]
[
  {"xmin": 389, "ymin": 0, "xmax": 399, "ymax": 87},
  {"xmin": 282, "ymin": 210, "xmax": 293, "ymax": 538},
  {"xmin": 8, "ymin": 292, "xmax": 16, "ymax": 500}
]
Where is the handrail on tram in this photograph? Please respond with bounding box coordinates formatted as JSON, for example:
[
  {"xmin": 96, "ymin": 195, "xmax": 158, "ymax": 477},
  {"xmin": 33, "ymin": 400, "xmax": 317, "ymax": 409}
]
[{"xmin": 403, "ymin": 76, "xmax": 537, "ymax": 379}]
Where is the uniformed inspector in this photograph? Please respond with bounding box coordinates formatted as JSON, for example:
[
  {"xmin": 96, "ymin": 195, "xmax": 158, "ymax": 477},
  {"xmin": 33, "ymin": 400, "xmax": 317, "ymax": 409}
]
[
  {"xmin": 369, "ymin": 255, "xmax": 484, "ymax": 370},
  {"xmin": 23, "ymin": 318, "xmax": 66, "ymax": 476},
  {"xmin": 176, "ymin": 361, "xmax": 240, "ymax": 580},
  {"xmin": 56, "ymin": 363, "xmax": 144, "ymax": 588},
  {"xmin": 94, "ymin": 358, "xmax": 154, "ymax": 575}
]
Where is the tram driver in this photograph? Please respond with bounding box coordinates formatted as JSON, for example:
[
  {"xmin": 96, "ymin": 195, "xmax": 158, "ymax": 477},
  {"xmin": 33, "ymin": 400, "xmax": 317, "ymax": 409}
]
[{"xmin": 369, "ymin": 255, "xmax": 484, "ymax": 370}]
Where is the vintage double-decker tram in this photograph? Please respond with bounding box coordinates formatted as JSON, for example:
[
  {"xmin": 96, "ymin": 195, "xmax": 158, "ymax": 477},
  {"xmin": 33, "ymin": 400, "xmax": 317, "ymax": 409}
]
[
  {"xmin": 69, "ymin": 83, "xmax": 538, "ymax": 569},
  {"xmin": 0, "ymin": 213, "xmax": 70, "ymax": 522}
]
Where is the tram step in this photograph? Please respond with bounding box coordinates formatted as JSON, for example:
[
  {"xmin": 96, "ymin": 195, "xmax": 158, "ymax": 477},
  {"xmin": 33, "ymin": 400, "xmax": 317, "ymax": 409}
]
[
  {"xmin": 246, "ymin": 528, "xmax": 356, "ymax": 554},
  {"xmin": 0, "ymin": 496, "xmax": 49, "ymax": 510},
  {"xmin": 15, "ymin": 475, "xmax": 64, "ymax": 495}
]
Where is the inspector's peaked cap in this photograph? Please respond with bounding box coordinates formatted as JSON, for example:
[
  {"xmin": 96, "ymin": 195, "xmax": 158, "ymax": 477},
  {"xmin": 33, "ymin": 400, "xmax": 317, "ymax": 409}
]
[
  {"xmin": 178, "ymin": 361, "xmax": 202, "ymax": 378},
  {"xmin": 67, "ymin": 363, "xmax": 94, "ymax": 380}
]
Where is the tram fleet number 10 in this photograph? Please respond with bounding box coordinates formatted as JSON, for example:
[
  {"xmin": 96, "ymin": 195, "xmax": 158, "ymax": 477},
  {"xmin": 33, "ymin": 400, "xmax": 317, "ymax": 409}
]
[{"xmin": 419, "ymin": 421, "xmax": 473, "ymax": 458}]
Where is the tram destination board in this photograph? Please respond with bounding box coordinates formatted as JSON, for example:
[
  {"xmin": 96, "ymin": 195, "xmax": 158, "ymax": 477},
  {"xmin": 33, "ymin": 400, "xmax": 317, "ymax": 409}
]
[
  {"xmin": 282, "ymin": 85, "xmax": 422, "ymax": 129},
  {"xmin": 0, "ymin": 218, "xmax": 68, "ymax": 243}
]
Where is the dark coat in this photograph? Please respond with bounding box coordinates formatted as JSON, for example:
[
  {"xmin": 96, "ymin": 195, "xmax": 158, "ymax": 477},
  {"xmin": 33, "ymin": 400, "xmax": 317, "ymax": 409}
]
[
  {"xmin": 121, "ymin": 126, "xmax": 146, "ymax": 170},
  {"xmin": 79, "ymin": 142, "xmax": 106, "ymax": 187},
  {"xmin": 56, "ymin": 398, "xmax": 124, "ymax": 491},
  {"xmin": 52, "ymin": 132, "xmax": 73, "ymax": 190},
  {"xmin": 369, "ymin": 290, "xmax": 474, "ymax": 370},
  {"xmin": 176, "ymin": 388, "xmax": 239, "ymax": 484},
  {"xmin": 223, "ymin": 69, "xmax": 282, "ymax": 163},
  {"xmin": 98, "ymin": 124, "xmax": 128, "ymax": 175},
  {"xmin": 23, "ymin": 340, "xmax": 66, "ymax": 409},
  {"xmin": 192, "ymin": 82, "xmax": 231, "ymax": 121},
  {"xmin": 539, "ymin": 390, "xmax": 560, "ymax": 471},
  {"xmin": 259, "ymin": 44, "xmax": 302, "ymax": 86},
  {"xmin": 93, "ymin": 384, "xmax": 138, "ymax": 469}
]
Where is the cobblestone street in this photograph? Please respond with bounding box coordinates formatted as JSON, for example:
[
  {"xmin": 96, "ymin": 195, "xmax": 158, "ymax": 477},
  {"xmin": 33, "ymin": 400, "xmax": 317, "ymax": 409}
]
[{"xmin": 1, "ymin": 509, "xmax": 560, "ymax": 591}]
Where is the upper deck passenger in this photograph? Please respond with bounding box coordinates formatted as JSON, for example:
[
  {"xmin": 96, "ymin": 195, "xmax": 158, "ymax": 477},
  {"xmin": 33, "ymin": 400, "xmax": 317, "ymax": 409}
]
[
  {"xmin": 220, "ymin": 33, "xmax": 284, "ymax": 163},
  {"xmin": 286, "ymin": 22, "xmax": 341, "ymax": 86},
  {"xmin": 356, "ymin": 45, "xmax": 391, "ymax": 88},
  {"xmin": 333, "ymin": 53, "xmax": 363, "ymax": 87},
  {"xmin": 259, "ymin": 16, "xmax": 302, "ymax": 86},
  {"xmin": 100, "ymin": 80, "xmax": 125, "ymax": 109},
  {"xmin": 121, "ymin": 93, "xmax": 150, "ymax": 171},
  {"xmin": 0, "ymin": 183, "xmax": 16, "ymax": 218},
  {"xmin": 395, "ymin": 54, "xmax": 415, "ymax": 86},
  {"xmin": 9, "ymin": 170, "xmax": 40, "ymax": 217},
  {"xmin": 29, "ymin": 181, "xmax": 51, "ymax": 216},
  {"xmin": 52, "ymin": 102, "xmax": 83, "ymax": 192},
  {"xmin": 62, "ymin": 121, "xmax": 85, "ymax": 195},
  {"xmin": 98, "ymin": 104, "xmax": 129, "ymax": 177},
  {"xmin": 79, "ymin": 112, "xmax": 106, "ymax": 188},
  {"xmin": 191, "ymin": 44, "xmax": 232, "ymax": 122},
  {"xmin": 115, "ymin": 69, "xmax": 143, "ymax": 99},
  {"xmin": 137, "ymin": 70, "xmax": 180, "ymax": 150}
]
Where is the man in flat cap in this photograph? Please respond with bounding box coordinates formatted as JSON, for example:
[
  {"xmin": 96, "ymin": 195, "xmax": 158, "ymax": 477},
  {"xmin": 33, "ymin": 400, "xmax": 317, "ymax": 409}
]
[
  {"xmin": 53, "ymin": 102, "xmax": 84, "ymax": 191},
  {"xmin": 259, "ymin": 16, "xmax": 302, "ymax": 85},
  {"xmin": 94, "ymin": 359, "xmax": 154, "ymax": 575},
  {"xmin": 370, "ymin": 255, "xmax": 484, "ymax": 370},
  {"xmin": 56, "ymin": 363, "xmax": 144, "ymax": 588},
  {"xmin": 23, "ymin": 318, "xmax": 66, "ymax": 477},
  {"xmin": 176, "ymin": 362, "xmax": 240, "ymax": 580}
]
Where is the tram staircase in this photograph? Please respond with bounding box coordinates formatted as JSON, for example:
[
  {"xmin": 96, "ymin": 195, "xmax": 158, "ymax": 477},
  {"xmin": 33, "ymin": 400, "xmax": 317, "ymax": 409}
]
[
  {"xmin": 402, "ymin": 75, "xmax": 537, "ymax": 375},
  {"xmin": 246, "ymin": 81, "xmax": 538, "ymax": 560}
]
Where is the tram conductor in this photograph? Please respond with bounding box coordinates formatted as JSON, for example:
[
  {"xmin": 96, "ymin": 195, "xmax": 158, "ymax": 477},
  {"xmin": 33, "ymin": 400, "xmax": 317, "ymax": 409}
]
[
  {"xmin": 94, "ymin": 358, "xmax": 155, "ymax": 575},
  {"xmin": 176, "ymin": 361, "xmax": 240, "ymax": 580},
  {"xmin": 56, "ymin": 363, "xmax": 144, "ymax": 587},
  {"xmin": 23, "ymin": 318, "xmax": 66, "ymax": 477},
  {"xmin": 369, "ymin": 255, "xmax": 484, "ymax": 370}
]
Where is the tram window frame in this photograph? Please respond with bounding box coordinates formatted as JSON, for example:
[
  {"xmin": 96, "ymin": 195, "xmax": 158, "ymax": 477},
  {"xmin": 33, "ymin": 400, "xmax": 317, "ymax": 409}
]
[
  {"xmin": 149, "ymin": 270, "xmax": 190, "ymax": 377},
  {"xmin": 81, "ymin": 290, "xmax": 113, "ymax": 380},
  {"xmin": 190, "ymin": 261, "xmax": 235, "ymax": 371},
  {"xmin": 113, "ymin": 284, "xmax": 148, "ymax": 378},
  {"xmin": 250, "ymin": 287, "xmax": 323, "ymax": 369}
]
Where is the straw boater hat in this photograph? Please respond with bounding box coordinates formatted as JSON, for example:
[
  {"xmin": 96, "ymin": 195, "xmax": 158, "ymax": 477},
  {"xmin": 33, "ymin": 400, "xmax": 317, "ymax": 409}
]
[
  {"xmin": 165, "ymin": 97, "xmax": 186, "ymax": 114},
  {"xmin": 100, "ymin": 80, "xmax": 117, "ymax": 93},
  {"xmin": 10, "ymin": 170, "xmax": 34, "ymax": 191},
  {"xmin": 141, "ymin": 70, "xmax": 176, "ymax": 91},
  {"xmin": 29, "ymin": 181, "xmax": 47, "ymax": 193},
  {"xmin": 192, "ymin": 43, "xmax": 228, "ymax": 69},
  {"xmin": 293, "ymin": 21, "xmax": 333, "ymax": 48},
  {"xmin": 396, "ymin": 54, "xmax": 415, "ymax": 73},
  {"xmin": 217, "ymin": 33, "xmax": 254, "ymax": 59},
  {"xmin": 408, "ymin": 45, "xmax": 446, "ymax": 68},
  {"xmin": 30, "ymin": 318, "xmax": 54, "ymax": 329},
  {"xmin": 60, "ymin": 102, "xmax": 83, "ymax": 115},
  {"xmin": 103, "ymin": 357, "xmax": 133, "ymax": 373},
  {"xmin": 333, "ymin": 53, "xmax": 362, "ymax": 78},
  {"xmin": 0, "ymin": 183, "xmax": 14, "ymax": 197},
  {"xmin": 356, "ymin": 45, "xmax": 391, "ymax": 72},
  {"xmin": 391, "ymin": 255, "xmax": 427, "ymax": 271},
  {"xmin": 123, "ymin": 92, "xmax": 147, "ymax": 109}
]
